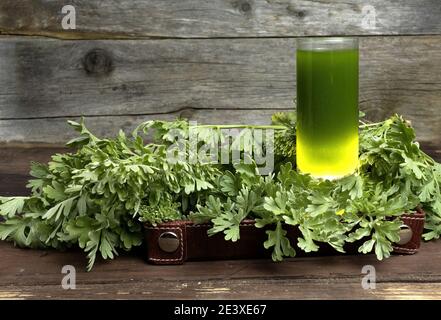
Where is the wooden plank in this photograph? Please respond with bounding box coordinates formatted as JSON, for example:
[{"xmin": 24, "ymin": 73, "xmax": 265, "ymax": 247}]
[
  {"xmin": 0, "ymin": 0, "xmax": 440, "ymax": 39},
  {"xmin": 2, "ymin": 281, "xmax": 441, "ymax": 300},
  {"xmin": 1, "ymin": 241, "xmax": 441, "ymax": 299},
  {"xmin": 420, "ymin": 142, "xmax": 441, "ymax": 163},
  {"xmin": 0, "ymin": 111, "xmax": 284, "ymax": 144},
  {"xmin": 0, "ymin": 37, "xmax": 296, "ymax": 120},
  {"xmin": 0, "ymin": 36, "xmax": 440, "ymax": 144},
  {"xmin": 0, "ymin": 144, "xmax": 68, "ymax": 175},
  {"xmin": 2, "ymin": 240, "xmax": 441, "ymax": 284},
  {"xmin": 0, "ymin": 145, "xmax": 68, "ymax": 196}
]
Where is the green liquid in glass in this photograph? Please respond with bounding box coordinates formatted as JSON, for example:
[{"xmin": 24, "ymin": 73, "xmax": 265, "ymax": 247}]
[{"xmin": 296, "ymin": 48, "xmax": 359, "ymax": 179}]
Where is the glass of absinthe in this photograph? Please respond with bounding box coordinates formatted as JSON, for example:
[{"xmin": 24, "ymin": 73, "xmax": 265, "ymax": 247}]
[{"xmin": 296, "ymin": 37, "xmax": 359, "ymax": 180}]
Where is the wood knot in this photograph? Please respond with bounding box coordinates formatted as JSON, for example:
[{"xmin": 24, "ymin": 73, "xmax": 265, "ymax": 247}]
[
  {"xmin": 286, "ymin": 5, "xmax": 307, "ymax": 19},
  {"xmin": 83, "ymin": 49, "xmax": 113, "ymax": 75},
  {"xmin": 233, "ymin": 0, "xmax": 252, "ymax": 15},
  {"xmin": 179, "ymin": 108, "xmax": 195, "ymax": 120},
  {"xmin": 240, "ymin": 1, "xmax": 252, "ymax": 13}
]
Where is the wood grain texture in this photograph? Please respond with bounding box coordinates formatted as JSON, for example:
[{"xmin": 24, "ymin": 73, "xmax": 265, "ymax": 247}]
[
  {"xmin": 0, "ymin": 0, "xmax": 440, "ymax": 39},
  {"xmin": 0, "ymin": 144, "xmax": 68, "ymax": 196},
  {"xmin": 1, "ymin": 240, "xmax": 441, "ymax": 299},
  {"xmin": 0, "ymin": 36, "xmax": 440, "ymax": 144},
  {"xmin": 0, "ymin": 112, "xmax": 284, "ymax": 145}
]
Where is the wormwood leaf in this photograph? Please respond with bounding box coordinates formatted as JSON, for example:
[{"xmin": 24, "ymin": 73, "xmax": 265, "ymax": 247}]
[
  {"xmin": 85, "ymin": 236, "xmax": 100, "ymax": 271},
  {"xmin": 234, "ymin": 163, "xmax": 258, "ymax": 178},
  {"xmin": 119, "ymin": 228, "xmax": 143, "ymax": 249},
  {"xmin": 339, "ymin": 175, "xmax": 364, "ymax": 200},
  {"xmin": 347, "ymin": 227, "xmax": 371, "ymax": 243},
  {"xmin": 220, "ymin": 171, "xmax": 240, "ymax": 196},
  {"xmin": 43, "ymin": 181, "xmax": 66, "ymax": 202},
  {"xmin": 60, "ymin": 216, "xmax": 95, "ymax": 248},
  {"xmin": 42, "ymin": 197, "xmax": 77, "ymax": 221},
  {"xmin": 306, "ymin": 192, "xmax": 337, "ymax": 217},
  {"xmin": 263, "ymin": 192, "xmax": 288, "ymax": 215},
  {"xmin": 0, "ymin": 219, "xmax": 23, "ymax": 240},
  {"xmin": 272, "ymin": 112, "xmax": 296, "ymax": 128},
  {"xmin": 358, "ymin": 239, "xmax": 375, "ymax": 254},
  {"xmin": 297, "ymin": 226, "xmax": 320, "ymax": 253},
  {"xmin": 100, "ymin": 230, "xmax": 119, "ymax": 260},
  {"xmin": 401, "ymin": 155, "xmax": 426, "ymax": 180},
  {"xmin": 419, "ymin": 180, "xmax": 436, "ymax": 202},
  {"xmin": 66, "ymin": 118, "xmax": 99, "ymax": 147},
  {"xmin": 0, "ymin": 112, "xmax": 440, "ymax": 271},
  {"xmin": 0, "ymin": 197, "xmax": 27, "ymax": 218},
  {"xmin": 374, "ymin": 234, "xmax": 393, "ymax": 260},
  {"xmin": 264, "ymin": 222, "xmax": 296, "ymax": 261},
  {"xmin": 236, "ymin": 188, "xmax": 259, "ymax": 214},
  {"xmin": 191, "ymin": 195, "xmax": 223, "ymax": 223},
  {"xmin": 272, "ymin": 112, "xmax": 296, "ymax": 159},
  {"xmin": 77, "ymin": 194, "xmax": 87, "ymax": 215},
  {"xmin": 29, "ymin": 162, "xmax": 49, "ymax": 179},
  {"xmin": 0, "ymin": 218, "xmax": 32, "ymax": 247},
  {"xmin": 277, "ymin": 163, "xmax": 297, "ymax": 187},
  {"xmin": 208, "ymin": 199, "xmax": 247, "ymax": 242}
]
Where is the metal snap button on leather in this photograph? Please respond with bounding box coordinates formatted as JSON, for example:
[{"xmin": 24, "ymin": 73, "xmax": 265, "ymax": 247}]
[
  {"xmin": 158, "ymin": 232, "xmax": 180, "ymax": 253},
  {"xmin": 397, "ymin": 225, "xmax": 413, "ymax": 245}
]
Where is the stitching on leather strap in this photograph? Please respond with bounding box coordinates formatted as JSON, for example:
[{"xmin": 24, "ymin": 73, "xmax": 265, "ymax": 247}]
[
  {"xmin": 186, "ymin": 224, "xmax": 255, "ymax": 228},
  {"xmin": 400, "ymin": 217, "xmax": 425, "ymax": 221},
  {"xmin": 185, "ymin": 224, "xmax": 212, "ymax": 228},
  {"xmin": 392, "ymin": 246, "xmax": 417, "ymax": 253}
]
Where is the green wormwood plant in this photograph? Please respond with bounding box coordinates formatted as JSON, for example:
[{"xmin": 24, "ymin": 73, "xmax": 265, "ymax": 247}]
[{"xmin": 0, "ymin": 112, "xmax": 440, "ymax": 270}]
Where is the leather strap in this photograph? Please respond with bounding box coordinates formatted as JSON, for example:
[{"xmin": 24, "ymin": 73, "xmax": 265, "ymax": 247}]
[
  {"xmin": 145, "ymin": 210, "xmax": 426, "ymax": 265},
  {"xmin": 145, "ymin": 221, "xmax": 189, "ymax": 265},
  {"xmin": 393, "ymin": 209, "xmax": 425, "ymax": 254}
]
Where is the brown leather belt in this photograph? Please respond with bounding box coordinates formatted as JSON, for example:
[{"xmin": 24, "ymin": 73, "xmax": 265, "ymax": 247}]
[{"xmin": 144, "ymin": 210, "xmax": 425, "ymax": 265}]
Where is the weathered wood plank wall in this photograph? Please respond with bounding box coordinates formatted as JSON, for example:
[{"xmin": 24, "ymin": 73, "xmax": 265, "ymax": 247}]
[
  {"xmin": 0, "ymin": 0, "xmax": 440, "ymax": 147},
  {"xmin": 1, "ymin": 0, "xmax": 440, "ymax": 38},
  {"xmin": 0, "ymin": 36, "xmax": 440, "ymax": 144}
]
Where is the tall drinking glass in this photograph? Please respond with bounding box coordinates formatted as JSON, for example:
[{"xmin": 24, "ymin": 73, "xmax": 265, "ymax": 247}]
[{"xmin": 296, "ymin": 37, "xmax": 359, "ymax": 180}]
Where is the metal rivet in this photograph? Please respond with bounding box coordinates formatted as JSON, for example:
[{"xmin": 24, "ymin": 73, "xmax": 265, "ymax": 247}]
[
  {"xmin": 397, "ymin": 225, "xmax": 413, "ymax": 245},
  {"xmin": 158, "ymin": 232, "xmax": 180, "ymax": 253}
]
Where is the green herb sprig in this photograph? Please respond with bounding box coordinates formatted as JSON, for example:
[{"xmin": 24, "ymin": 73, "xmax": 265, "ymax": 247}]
[{"xmin": 0, "ymin": 112, "xmax": 440, "ymax": 270}]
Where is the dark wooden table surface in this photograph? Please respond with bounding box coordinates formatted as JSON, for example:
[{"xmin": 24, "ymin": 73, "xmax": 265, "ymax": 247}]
[{"xmin": 1, "ymin": 145, "xmax": 440, "ymax": 300}]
